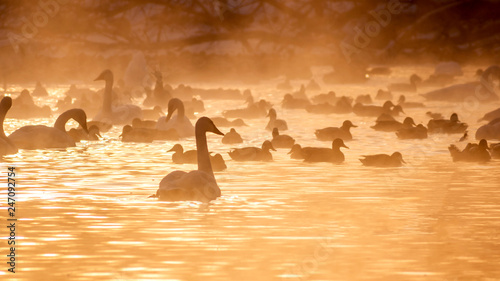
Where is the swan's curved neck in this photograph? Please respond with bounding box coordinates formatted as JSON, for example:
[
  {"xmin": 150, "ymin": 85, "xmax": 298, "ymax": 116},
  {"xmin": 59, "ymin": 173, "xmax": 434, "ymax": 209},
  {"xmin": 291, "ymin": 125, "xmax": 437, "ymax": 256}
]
[
  {"xmin": 54, "ymin": 111, "xmax": 76, "ymax": 132},
  {"xmin": 0, "ymin": 104, "xmax": 8, "ymax": 138},
  {"xmin": 175, "ymin": 101, "xmax": 185, "ymax": 119},
  {"xmin": 154, "ymin": 76, "xmax": 163, "ymax": 94},
  {"xmin": 103, "ymin": 77, "xmax": 113, "ymax": 113},
  {"xmin": 196, "ymin": 129, "xmax": 214, "ymax": 176}
]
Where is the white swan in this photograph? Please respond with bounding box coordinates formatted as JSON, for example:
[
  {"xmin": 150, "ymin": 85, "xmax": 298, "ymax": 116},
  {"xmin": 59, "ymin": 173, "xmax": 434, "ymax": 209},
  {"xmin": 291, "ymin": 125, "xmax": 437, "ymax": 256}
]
[
  {"xmin": 8, "ymin": 108, "xmax": 88, "ymax": 149},
  {"xmin": 0, "ymin": 97, "xmax": 17, "ymax": 156},
  {"xmin": 155, "ymin": 117, "xmax": 224, "ymax": 202},
  {"xmin": 422, "ymin": 65, "xmax": 500, "ymax": 102},
  {"xmin": 156, "ymin": 98, "xmax": 195, "ymax": 138},
  {"xmin": 93, "ymin": 69, "xmax": 142, "ymax": 125}
]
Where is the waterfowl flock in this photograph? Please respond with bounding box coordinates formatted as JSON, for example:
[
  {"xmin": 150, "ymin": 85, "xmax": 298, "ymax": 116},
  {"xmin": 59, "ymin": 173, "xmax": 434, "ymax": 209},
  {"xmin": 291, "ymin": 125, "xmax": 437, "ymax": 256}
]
[{"xmin": 1, "ymin": 64, "xmax": 499, "ymax": 203}]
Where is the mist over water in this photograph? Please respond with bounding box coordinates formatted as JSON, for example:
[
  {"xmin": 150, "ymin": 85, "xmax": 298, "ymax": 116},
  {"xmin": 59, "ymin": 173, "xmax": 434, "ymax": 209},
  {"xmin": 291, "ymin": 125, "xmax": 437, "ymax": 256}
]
[{"xmin": 0, "ymin": 65, "xmax": 498, "ymax": 280}]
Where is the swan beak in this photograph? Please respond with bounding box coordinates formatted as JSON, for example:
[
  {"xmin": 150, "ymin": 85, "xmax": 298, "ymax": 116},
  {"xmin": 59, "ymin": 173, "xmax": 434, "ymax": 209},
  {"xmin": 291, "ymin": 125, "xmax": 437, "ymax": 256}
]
[
  {"xmin": 96, "ymin": 132, "xmax": 102, "ymax": 138},
  {"xmin": 342, "ymin": 144, "xmax": 349, "ymax": 149},
  {"xmin": 213, "ymin": 127, "xmax": 224, "ymax": 136},
  {"xmin": 401, "ymin": 159, "xmax": 406, "ymax": 164},
  {"xmin": 94, "ymin": 73, "xmax": 105, "ymax": 81},
  {"xmin": 352, "ymin": 124, "xmax": 358, "ymax": 128}
]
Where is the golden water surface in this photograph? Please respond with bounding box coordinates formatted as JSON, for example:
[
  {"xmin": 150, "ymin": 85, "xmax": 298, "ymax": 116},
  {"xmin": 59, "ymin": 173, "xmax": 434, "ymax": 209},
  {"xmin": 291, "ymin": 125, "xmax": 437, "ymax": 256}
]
[{"xmin": 1, "ymin": 66, "xmax": 500, "ymax": 281}]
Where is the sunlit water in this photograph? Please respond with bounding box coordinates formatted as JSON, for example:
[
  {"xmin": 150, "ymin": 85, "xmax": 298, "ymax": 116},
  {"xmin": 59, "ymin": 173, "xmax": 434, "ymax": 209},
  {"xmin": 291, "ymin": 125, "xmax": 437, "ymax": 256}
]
[{"xmin": 1, "ymin": 66, "xmax": 500, "ymax": 281}]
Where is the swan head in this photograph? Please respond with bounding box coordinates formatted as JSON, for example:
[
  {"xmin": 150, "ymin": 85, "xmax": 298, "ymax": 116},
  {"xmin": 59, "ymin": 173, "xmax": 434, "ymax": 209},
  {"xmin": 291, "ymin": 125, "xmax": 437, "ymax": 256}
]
[
  {"xmin": 165, "ymin": 98, "xmax": 183, "ymax": 122},
  {"xmin": 168, "ymin": 144, "xmax": 184, "ymax": 153},
  {"xmin": 94, "ymin": 69, "xmax": 113, "ymax": 82},
  {"xmin": 66, "ymin": 108, "xmax": 88, "ymax": 134},
  {"xmin": 391, "ymin": 152, "xmax": 406, "ymax": 163},
  {"xmin": 332, "ymin": 138, "xmax": 349, "ymax": 149},
  {"xmin": 196, "ymin": 117, "xmax": 224, "ymax": 136},
  {"xmin": 1, "ymin": 96, "xmax": 13, "ymax": 110},
  {"xmin": 262, "ymin": 140, "xmax": 276, "ymax": 151},
  {"xmin": 342, "ymin": 120, "xmax": 357, "ymax": 128}
]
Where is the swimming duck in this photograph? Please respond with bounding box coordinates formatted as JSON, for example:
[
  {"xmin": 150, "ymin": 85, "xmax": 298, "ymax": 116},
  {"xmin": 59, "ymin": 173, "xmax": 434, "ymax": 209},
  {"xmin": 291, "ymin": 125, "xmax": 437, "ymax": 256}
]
[
  {"xmin": 32, "ymin": 81, "xmax": 49, "ymax": 97},
  {"xmin": 475, "ymin": 118, "xmax": 500, "ymax": 140},
  {"xmin": 132, "ymin": 118, "xmax": 157, "ymax": 129},
  {"xmin": 360, "ymin": 152, "xmax": 405, "ymax": 167},
  {"xmin": 266, "ymin": 108, "xmax": 288, "ymax": 131},
  {"xmin": 287, "ymin": 144, "xmax": 305, "ymax": 159},
  {"xmin": 120, "ymin": 125, "xmax": 156, "ymax": 143},
  {"xmin": 93, "ymin": 69, "xmax": 143, "ymax": 125},
  {"xmin": 222, "ymin": 128, "xmax": 243, "ymax": 144},
  {"xmin": 228, "ymin": 140, "xmax": 276, "ymax": 162},
  {"xmin": 388, "ymin": 74, "xmax": 422, "ymax": 92},
  {"xmin": 167, "ymin": 143, "xmax": 227, "ymax": 171},
  {"xmin": 151, "ymin": 71, "xmax": 171, "ymax": 108},
  {"xmin": 311, "ymin": 91, "xmax": 337, "ymax": 104},
  {"xmin": 271, "ymin": 128, "xmax": 295, "ymax": 149},
  {"xmin": 353, "ymin": 101, "xmax": 403, "ymax": 117},
  {"xmin": 448, "ymin": 139, "xmax": 491, "ymax": 162},
  {"xmin": 375, "ymin": 89, "xmax": 392, "ymax": 100},
  {"xmin": 85, "ymin": 121, "xmax": 112, "ymax": 133},
  {"xmin": 8, "ymin": 89, "xmax": 52, "ymax": 119},
  {"xmin": 223, "ymin": 97, "xmax": 268, "ymax": 119},
  {"xmin": 371, "ymin": 117, "xmax": 415, "ymax": 132},
  {"xmin": 168, "ymin": 144, "xmax": 198, "ymax": 164},
  {"xmin": 355, "ymin": 94, "xmax": 372, "ymax": 104},
  {"xmin": 211, "ymin": 117, "xmax": 247, "ymax": 127},
  {"xmin": 155, "ymin": 117, "xmax": 224, "ymax": 202},
  {"xmin": 8, "ymin": 108, "xmax": 88, "ymax": 149},
  {"xmin": 306, "ymin": 79, "xmax": 321, "ymax": 91},
  {"xmin": 422, "ymin": 65, "xmax": 500, "ymax": 103},
  {"xmin": 0, "ymin": 97, "xmax": 17, "ymax": 156},
  {"xmin": 426, "ymin": 111, "xmax": 444, "ymax": 120},
  {"xmin": 315, "ymin": 120, "xmax": 357, "ymax": 141},
  {"xmin": 68, "ymin": 125, "xmax": 101, "ymax": 142},
  {"xmin": 302, "ymin": 138, "xmax": 348, "ymax": 163},
  {"xmin": 396, "ymin": 124, "xmax": 428, "ymax": 139},
  {"xmin": 427, "ymin": 113, "xmax": 467, "ymax": 134},
  {"xmin": 281, "ymin": 94, "xmax": 311, "ymax": 110},
  {"xmin": 306, "ymin": 96, "xmax": 353, "ymax": 114},
  {"xmin": 479, "ymin": 107, "xmax": 500, "ymax": 122},
  {"xmin": 142, "ymin": 106, "xmax": 164, "ymax": 120},
  {"xmin": 397, "ymin": 95, "xmax": 425, "ymax": 108},
  {"xmin": 156, "ymin": 98, "xmax": 195, "ymax": 138}
]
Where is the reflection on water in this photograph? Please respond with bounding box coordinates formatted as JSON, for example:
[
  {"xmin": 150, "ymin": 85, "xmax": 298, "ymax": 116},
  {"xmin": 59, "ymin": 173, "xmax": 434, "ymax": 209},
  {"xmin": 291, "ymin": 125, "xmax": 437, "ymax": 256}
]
[{"xmin": 1, "ymin": 66, "xmax": 500, "ymax": 281}]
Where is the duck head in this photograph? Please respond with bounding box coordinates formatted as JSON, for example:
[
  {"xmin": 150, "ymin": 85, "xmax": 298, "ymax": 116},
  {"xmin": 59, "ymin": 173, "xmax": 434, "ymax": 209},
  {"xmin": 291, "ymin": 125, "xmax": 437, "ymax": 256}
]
[
  {"xmin": 262, "ymin": 140, "xmax": 276, "ymax": 151},
  {"xmin": 342, "ymin": 120, "xmax": 357, "ymax": 129},
  {"xmin": 119, "ymin": 125, "xmax": 133, "ymax": 138},
  {"xmin": 450, "ymin": 113, "xmax": 459, "ymax": 122},
  {"xmin": 272, "ymin": 127, "xmax": 280, "ymax": 138},
  {"xmin": 391, "ymin": 152, "xmax": 406, "ymax": 163},
  {"xmin": 267, "ymin": 108, "xmax": 277, "ymax": 119},
  {"xmin": 332, "ymin": 138, "xmax": 349, "ymax": 149},
  {"xmin": 168, "ymin": 144, "xmax": 184, "ymax": 153},
  {"xmin": 403, "ymin": 117, "xmax": 416, "ymax": 126},
  {"xmin": 288, "ymin": 144, "xmax": 302, "ymax": 154}
]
